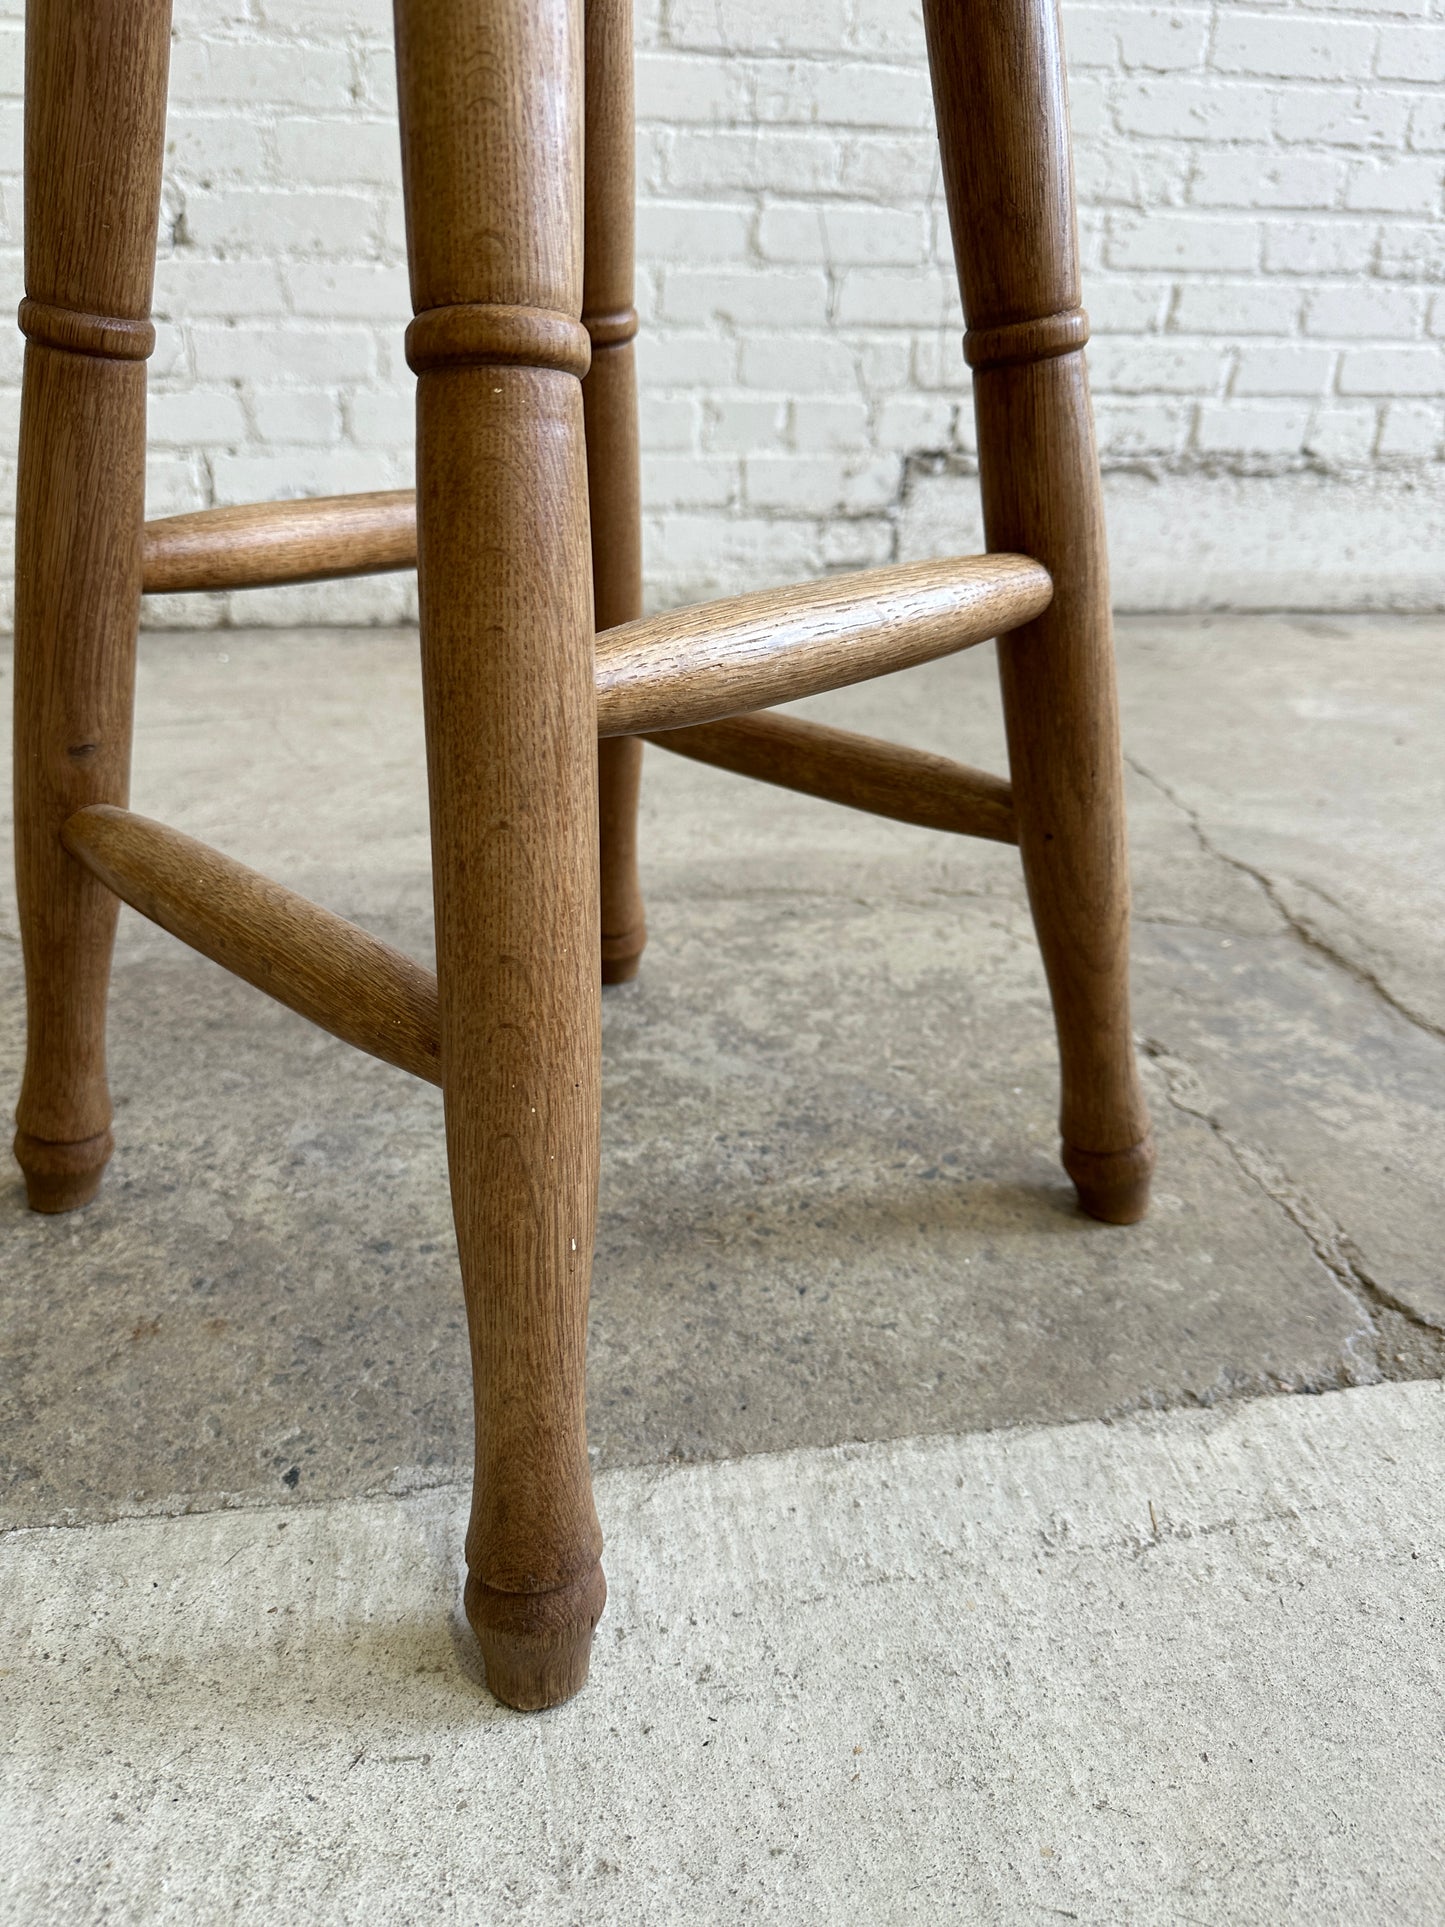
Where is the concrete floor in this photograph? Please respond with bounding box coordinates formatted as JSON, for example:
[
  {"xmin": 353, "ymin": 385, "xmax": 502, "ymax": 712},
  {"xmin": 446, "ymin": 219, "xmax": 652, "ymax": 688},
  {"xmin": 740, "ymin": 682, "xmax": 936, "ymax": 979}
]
[{"xmin": 2, "ymin": 613, "xmax": 1443, "ymax": 1920}]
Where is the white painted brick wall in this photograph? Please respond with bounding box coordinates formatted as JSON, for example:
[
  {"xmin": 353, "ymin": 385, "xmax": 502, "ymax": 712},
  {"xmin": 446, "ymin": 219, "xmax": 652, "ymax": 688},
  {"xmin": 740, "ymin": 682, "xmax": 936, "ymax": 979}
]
[{"xmin": 0, "ymin": 0, "xmax": 1442, "ymax": 621}]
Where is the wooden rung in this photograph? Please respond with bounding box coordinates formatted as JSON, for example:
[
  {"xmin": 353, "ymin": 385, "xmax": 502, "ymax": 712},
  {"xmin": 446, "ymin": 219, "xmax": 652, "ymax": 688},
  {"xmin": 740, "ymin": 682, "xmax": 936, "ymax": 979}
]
[
  {"xmin": 142, "ymin": 490, "xmax": 418, "ymax": 595},
  {"xmin": 140, "ymin": 496, "xmax": 1046, "ymax": 756},
  {"xmin": 648, "ymin": 712, "xmax": 1017, "ymax": 844},
  {"xmin": 61, "ymin": 806, "xmax": 440, "ymax": 1086},
  {"xmin": 595, "ymin": 553, "xmax": 1051, "ymax": 737}
]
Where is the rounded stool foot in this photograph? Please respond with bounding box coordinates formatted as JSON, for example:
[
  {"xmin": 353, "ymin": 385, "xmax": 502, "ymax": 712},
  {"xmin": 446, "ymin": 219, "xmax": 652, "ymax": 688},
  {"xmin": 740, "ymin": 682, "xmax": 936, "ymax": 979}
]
[
  {"xmin": 1063, "ymin": 1135, "xmax": 1154, "ymax": 1225},
  {"xmin": 14, "ymin": 1127, "xmax": 113, "ymax": 1214},
  {"xmin": 600, "ymin": 926, "xmax": 646, "ymax": 985},
  {"xmin": 465, "ymin": 1560, "xmax": 607, "ymax": 1711}
]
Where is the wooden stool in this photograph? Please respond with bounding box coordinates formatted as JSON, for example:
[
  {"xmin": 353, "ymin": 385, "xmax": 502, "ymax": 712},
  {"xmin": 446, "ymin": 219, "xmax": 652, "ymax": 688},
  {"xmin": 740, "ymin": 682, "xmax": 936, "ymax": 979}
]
[{"xmin": 12, "ymin": 0, "xmax": 1153, "ymax": 1709}]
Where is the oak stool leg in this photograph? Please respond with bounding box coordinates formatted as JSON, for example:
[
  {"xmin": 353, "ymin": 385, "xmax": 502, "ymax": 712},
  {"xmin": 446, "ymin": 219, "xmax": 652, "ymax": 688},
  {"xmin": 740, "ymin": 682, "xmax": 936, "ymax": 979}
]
[
  {"xmin": 395, "ymin": 0, "xmax": 606, "ymax": 1708},
  {"xmin": 12, "ymin": 0, "xmax": 172, "ymax": 1212},
  {"xmin": 924, "ymin": 0, "xmax": 1154, "ymax": 1224},
  {"xmin": 585, "ymin": 0, "xmax": 648, "ymax": 984}
]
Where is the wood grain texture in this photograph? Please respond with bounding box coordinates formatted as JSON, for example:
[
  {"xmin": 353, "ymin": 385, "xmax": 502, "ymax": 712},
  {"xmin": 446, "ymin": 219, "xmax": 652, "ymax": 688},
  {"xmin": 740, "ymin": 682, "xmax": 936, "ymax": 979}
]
[
  {"xmin": 596, "ymin": 553, "xmax": 1051, "ymax": 737},
  {"xmin": 924, "ymin": 0, "xmax": 1154, "ymax": 1225},
  {"xmin": 584, "ymin": 0, "xmax": 648, "ymax": 984},
  {"xmin": 650, "ymin": 713, "xmax": 1018, "ymax": 844},
  {"xmin": 62, "ymin": 806, "xmax": 440, "ymax": 1085},
  {"xmin": 395, "ymin": 0, "xmax": 605, "ymax": 1711},
  {"xmin": 12, "ymin": 0, "xmax": 172, "ymax": 1212},
  {"xmin": 142, "ymin": 491, "xmax": 417, "ymax": 595}
]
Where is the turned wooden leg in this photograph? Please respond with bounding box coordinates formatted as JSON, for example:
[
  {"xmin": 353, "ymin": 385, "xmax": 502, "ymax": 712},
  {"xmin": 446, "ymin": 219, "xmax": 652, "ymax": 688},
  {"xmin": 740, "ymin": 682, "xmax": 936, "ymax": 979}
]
[
  {"xmin": 11, "ymin": 0, "xmax": 172, "ymax": 1212},
  {"xmin": 924, "ymin": 0, "xmax": 1152, "ymax": 1224},
  {"xmin": 597, "ymin": 737, "xmax": 646, "ymax": 982},
  {"xmin": 395, "ymin": 0, "xmax": 605, "ymax": 1709},
  {"xmin": 585, "ymin": 0, "xmax": 647, "ymax": 984},
  {"xmin": 989, "ymin": 357, "xmax": 1154, "ymax": 1226}
]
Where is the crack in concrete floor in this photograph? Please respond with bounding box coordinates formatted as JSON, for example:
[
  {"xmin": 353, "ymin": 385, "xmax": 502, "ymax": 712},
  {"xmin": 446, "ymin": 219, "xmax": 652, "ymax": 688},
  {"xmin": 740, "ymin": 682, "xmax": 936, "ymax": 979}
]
[
  {"xmin": 1143, "ymin": 1033, "xmax": 1445, "ymax": 1377},
  {"xmin": 1128, "ymin": 749, "xmax": 1445, "ymax": 1047},
  {"xmin": 1122, "ymin": 750, "xmax": 1445, "ymax": 1397},
  {"xmin": 1124, "ymin": 747, "xmax": 1445, "ymax": 1383}
]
